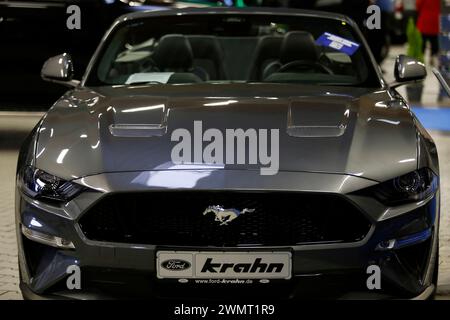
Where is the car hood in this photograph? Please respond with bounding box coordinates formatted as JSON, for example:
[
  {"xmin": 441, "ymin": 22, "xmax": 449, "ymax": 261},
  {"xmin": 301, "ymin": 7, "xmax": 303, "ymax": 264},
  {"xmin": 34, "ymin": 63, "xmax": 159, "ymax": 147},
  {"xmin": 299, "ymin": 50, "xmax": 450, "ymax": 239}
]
[{"xmin": 35, "ymin": 84, "xmax": 418, "ymax": 182}]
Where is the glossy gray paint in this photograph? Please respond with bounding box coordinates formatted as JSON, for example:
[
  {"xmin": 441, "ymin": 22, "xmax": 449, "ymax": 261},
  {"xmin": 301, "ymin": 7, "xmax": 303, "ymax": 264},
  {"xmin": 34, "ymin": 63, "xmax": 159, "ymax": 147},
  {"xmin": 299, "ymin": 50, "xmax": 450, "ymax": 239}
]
[
  {"xmin": 41, "ymin": 53, "xmax": 74, "ymax": 82},
  {"xmin": 35, "ymin": 84, "xmax": 419, "ymax": 183},
  {"xmin": 40, "ymin": 53, "xmax": 80, "ymax": 88},
  {"xmin": 394, "ymin": 55, "xmax": 427, "ymax": 83},
  {"xmin": 33, "ymin": 8, "xmax": 427, "ymax": 184}
]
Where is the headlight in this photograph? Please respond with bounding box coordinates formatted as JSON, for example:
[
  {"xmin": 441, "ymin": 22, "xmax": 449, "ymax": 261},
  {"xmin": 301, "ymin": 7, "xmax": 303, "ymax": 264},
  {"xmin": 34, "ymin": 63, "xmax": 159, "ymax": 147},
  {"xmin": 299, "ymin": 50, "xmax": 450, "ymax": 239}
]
[
  {"xmin": 18, "ymin": 166, "xmax": 84, "ymax": 202},
  {"xmin": 357, "ymin": 168, "xmax": 438, "ymax": 206}
]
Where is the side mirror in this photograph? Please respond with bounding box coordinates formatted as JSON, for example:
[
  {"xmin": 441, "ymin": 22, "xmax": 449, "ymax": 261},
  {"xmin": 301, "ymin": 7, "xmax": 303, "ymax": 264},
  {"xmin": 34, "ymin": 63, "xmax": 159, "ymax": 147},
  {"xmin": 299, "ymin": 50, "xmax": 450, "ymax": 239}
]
[
  {"xmin": 394, "ymin": 54, "xmax": 427, "ymax": 83},
  {"xmin": 41, "ymin": 53, "xmax": 79, "ymax": 87}
]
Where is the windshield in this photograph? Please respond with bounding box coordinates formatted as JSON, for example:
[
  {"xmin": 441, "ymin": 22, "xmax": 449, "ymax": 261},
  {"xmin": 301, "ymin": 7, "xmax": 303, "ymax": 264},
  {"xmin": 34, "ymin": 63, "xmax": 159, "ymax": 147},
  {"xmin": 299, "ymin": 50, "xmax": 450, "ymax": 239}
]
[{"xmin": 85, "ymin": 14, "xmax": 381, "ymax": 87}]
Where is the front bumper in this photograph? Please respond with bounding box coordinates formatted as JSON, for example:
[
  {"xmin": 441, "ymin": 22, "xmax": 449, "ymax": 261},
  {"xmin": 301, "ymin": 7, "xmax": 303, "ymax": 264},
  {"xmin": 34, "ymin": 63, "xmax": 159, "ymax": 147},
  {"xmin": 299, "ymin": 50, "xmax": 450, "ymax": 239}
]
[
  {"xmin": 16, "ymin": 171, "xmax": 440, "ymax": 300},
  {"xmin": 19, "ymin": 282, "xmax": 436, "ymax": 301}
]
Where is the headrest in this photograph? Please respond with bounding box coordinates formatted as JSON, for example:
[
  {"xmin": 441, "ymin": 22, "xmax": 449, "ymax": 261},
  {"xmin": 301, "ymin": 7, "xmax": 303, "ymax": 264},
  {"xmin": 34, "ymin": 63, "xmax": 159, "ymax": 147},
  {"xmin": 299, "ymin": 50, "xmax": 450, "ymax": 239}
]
[
  {"xmin": 188, "ymin": 35, "xmax": 223, "ymax": 60},
  {"xmin": 280, "ymin": 31, "xmax": 319, "ymax": 64},
  {"xmin": 152, "ymin": 34, "xmax": 193, "ymax": 70}
]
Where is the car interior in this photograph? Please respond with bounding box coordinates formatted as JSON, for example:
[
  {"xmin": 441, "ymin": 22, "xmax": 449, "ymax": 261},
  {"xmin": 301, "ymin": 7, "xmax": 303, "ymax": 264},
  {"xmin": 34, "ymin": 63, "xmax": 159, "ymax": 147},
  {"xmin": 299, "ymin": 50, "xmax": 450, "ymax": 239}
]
[
  {"xmin": 101, "ymin": 31, "xmax": 362, "ymax": 86},
  {"xmin": 95, "ymin": 15, "xmax": 370, "ymax": 87}
]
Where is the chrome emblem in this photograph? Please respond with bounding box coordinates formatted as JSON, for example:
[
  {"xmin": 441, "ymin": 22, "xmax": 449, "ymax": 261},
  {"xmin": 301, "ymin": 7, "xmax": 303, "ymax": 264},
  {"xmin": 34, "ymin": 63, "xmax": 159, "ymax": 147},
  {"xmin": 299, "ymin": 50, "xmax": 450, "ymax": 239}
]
[
  {"xmin": 161, "ymin": 259, "xmax": 191, "ymax": 271},
  {"xmin": 203, "ymin": 205, "xmax": 255, "ymax": 226}
]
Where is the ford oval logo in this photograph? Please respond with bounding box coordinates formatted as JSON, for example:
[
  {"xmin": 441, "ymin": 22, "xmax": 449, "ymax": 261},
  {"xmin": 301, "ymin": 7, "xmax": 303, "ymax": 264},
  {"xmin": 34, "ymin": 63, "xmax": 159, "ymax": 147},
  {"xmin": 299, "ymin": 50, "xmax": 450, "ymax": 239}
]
[{"xmin": 161, "ymin": 259, "xmax": 191, "ymax": 271}]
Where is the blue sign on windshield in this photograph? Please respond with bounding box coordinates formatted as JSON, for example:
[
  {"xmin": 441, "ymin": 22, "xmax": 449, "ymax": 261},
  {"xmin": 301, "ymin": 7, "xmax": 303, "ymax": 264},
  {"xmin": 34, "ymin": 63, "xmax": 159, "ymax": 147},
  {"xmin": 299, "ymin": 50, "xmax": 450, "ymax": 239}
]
[{"xmin": 315, "ymin": 32, "xmax": 360, "ymax": 56}]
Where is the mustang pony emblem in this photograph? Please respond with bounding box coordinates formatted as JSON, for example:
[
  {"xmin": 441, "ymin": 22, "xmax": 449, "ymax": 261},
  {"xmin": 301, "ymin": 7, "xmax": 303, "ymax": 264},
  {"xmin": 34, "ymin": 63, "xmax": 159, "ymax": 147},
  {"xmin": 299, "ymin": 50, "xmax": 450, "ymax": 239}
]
[{"xmin": 203, "ymin": 205, "xmax": 255, "ymax": 226}]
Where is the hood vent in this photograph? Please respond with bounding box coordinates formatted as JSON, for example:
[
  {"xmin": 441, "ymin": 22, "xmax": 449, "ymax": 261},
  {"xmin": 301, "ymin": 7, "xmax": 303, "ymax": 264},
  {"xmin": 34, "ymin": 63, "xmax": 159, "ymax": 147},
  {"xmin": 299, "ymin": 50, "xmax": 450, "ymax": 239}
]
[
  {"xmin": 287, "ymin": 99, "xmax": 351, "ymax": 137},
  {"xmin": 109, "ymin": 124, "xmax": 167, "ymax": 137},
  {"xmin": 108, "ymin": 96, "xmax": 168, "ymax": 137}
]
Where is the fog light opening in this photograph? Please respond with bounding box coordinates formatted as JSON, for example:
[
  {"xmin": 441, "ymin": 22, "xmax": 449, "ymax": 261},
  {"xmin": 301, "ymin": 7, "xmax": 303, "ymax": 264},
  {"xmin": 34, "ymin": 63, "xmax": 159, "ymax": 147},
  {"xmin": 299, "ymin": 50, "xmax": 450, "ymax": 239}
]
[
  {"xmin": 21, "ymin": 225, "xmax": 75, "ymax": 249},
  {"xmin": 376, "ymin": 239, "xmax": 396, "ymax": 251},
  {"xmin": 376, "ymin": 228, "xmax": 432, "ymax": 251}
]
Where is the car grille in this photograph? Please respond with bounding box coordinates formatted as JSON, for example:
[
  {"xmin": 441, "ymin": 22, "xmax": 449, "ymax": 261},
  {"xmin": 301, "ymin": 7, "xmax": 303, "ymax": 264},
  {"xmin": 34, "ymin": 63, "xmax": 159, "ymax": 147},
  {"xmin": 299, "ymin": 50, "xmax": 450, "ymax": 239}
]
[{"xmin": 78, "ymin": 192, "xmax": 371, "ymax": 247}]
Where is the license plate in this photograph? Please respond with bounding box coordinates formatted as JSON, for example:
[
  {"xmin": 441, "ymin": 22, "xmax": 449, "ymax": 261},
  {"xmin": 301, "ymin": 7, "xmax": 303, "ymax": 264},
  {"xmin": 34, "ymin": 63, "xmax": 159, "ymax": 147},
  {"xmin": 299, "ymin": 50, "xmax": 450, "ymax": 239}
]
[{"xmin": 156, "ymin": 251, "xmax": 292, "ymax": 280}]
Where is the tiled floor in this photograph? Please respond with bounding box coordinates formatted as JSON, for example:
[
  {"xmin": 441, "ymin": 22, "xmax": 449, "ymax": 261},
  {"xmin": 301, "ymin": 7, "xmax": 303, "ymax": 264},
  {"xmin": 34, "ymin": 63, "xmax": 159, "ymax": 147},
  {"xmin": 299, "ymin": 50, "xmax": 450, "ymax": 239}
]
[
  {"xmin": 1, "ymin": 45, "xmax": 450, "ymax": 299},
  {"xmin": 0, "ymin": 113, "xmax": 43, "ymax": 300},
  {"xmin": 431, "ymin": 132, "xmax": 450, "ymax": 295},
  {"xmin": 0, "ymin": 149, "xmax": 20, "ymax": 300}
]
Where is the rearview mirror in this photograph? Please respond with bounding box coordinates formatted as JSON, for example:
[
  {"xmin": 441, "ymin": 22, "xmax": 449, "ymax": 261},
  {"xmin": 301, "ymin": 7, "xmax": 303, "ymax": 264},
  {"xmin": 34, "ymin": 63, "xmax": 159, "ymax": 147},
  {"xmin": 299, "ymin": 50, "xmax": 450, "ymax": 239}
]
[
  {"xmin": 41, "ymin": 53, "xmax": 79, "ymax": 87},
  {"xmin": 394, "ymin": 54, "xmax": 427, "ymax": 83}
]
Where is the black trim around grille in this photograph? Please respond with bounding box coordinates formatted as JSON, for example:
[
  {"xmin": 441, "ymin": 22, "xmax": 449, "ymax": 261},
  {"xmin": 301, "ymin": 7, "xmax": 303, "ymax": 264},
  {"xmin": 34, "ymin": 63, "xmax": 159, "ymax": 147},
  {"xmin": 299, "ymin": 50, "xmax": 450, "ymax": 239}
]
[{"xmin": 78, "ymin": 192, "xmax": 371, "ymax": 247}]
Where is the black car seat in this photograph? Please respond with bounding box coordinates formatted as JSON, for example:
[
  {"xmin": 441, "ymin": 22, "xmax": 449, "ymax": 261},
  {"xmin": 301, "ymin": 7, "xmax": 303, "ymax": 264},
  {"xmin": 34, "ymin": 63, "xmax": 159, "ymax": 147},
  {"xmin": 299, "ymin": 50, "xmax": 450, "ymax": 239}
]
[
  {"xmin": 146, "ymin": 34, "xmax": 203, "ymax": 83},
  {"xmin": 248, "ymin": 35, "xmax": 283, "ymax": 81},
  {"xmin": 187, "ymin": 35, "xmax": 227, "ymax": 81},
  {"xmin": 151, "ymin": 34, "xmax": 195, "ymax": 73},
  {"xmin": 263, "ymin": 31, "xmax": 333, "ymax": 79}
]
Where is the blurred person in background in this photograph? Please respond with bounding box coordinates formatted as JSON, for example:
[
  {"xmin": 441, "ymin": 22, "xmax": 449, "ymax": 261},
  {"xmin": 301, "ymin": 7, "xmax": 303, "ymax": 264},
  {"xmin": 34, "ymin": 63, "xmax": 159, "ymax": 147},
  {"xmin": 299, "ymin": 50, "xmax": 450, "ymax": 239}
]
[{"xmin": 416, "ymin": 0, "xmax": 440, "ymax": 66}]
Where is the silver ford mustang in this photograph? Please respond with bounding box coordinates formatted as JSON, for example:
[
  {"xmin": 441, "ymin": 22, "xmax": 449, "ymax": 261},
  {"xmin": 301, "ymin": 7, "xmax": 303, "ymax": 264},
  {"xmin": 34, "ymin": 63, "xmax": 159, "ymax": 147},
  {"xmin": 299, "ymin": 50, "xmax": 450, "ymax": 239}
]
[{"xmin": 16, "ymin": 8, "xmax": 440, "ymax": 300}]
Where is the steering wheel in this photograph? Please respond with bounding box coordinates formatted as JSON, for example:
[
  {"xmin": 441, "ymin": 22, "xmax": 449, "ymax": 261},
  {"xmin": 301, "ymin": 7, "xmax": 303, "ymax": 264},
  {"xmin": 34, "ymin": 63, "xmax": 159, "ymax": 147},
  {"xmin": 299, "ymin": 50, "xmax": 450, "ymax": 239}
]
[{"xmin": 278, "ymin": 60, "xmax": 334, "ymax": 75}]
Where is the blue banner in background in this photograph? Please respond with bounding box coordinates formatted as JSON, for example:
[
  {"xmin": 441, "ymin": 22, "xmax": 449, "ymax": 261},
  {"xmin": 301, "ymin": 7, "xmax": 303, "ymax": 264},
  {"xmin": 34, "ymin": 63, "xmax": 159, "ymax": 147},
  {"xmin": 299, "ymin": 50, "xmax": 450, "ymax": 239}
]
[
  {"xmin": 411, "ymin": 107, "xmax": 450, "ymax": 131},
  {"xmin": 315, "ymin": 32, "xmax": 360, "ymax": 56}
]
